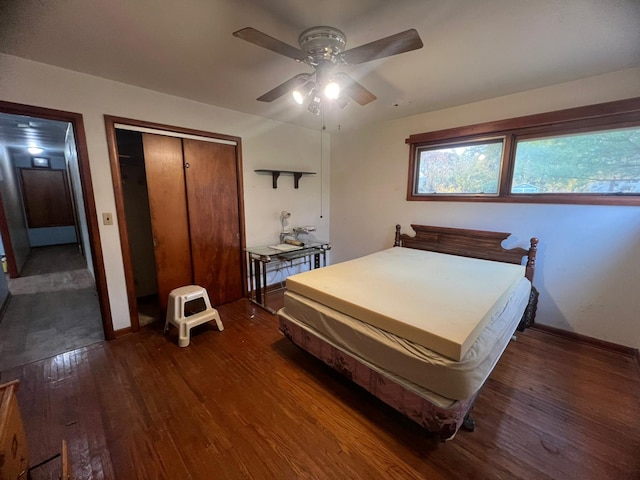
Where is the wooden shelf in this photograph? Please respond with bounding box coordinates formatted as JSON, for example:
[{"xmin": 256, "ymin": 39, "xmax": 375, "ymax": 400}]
[{"xmin": 255, "ymin": 169, "xmax": 316, "ymax": 189}]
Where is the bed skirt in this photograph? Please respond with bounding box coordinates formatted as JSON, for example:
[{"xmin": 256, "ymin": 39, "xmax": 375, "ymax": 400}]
[{"xmin": 278, "ymin": 313, "xmax": 478, "ymax": 441}]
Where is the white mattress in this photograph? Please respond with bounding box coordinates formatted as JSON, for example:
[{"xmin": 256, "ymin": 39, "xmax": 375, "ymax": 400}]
[
  {"xmin": 286, "ymin": 247, "xmax": 526, "ymax": 361},
  {"xmin": 282, "ymin": 276, "xmax": 531, "ymax": 400}
]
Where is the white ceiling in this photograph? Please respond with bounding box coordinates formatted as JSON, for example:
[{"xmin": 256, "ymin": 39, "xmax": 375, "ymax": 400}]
[
  {"xmin": 1, "ymin": 0, "xmax": 639, "ymax": 141},
  {"xmin": 0, "ymin": 114, "xmax": 69, "ymax": 154}
]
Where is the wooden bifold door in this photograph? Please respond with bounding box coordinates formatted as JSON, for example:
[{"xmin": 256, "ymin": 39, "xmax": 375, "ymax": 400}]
[{"xmin": 142, "ymin": 132, "xmax": 244, "ymax": 309}]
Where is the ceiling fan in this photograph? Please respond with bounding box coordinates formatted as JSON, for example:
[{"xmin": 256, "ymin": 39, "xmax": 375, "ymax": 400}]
[{"xmin": 232, "ymin": 26, "xmax": 423, "ymax": 114}]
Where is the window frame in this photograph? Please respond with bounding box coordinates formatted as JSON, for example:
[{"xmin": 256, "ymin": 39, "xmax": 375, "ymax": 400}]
[
  {"xmin": 406, "ymin": 97, "xmax": 640, "ymax": 206},
  {"xmin": 413, "ymin": 136, "xmax": 506, "ymax": 197}
]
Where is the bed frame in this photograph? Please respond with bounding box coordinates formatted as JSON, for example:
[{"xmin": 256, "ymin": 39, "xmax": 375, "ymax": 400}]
[{"xmin": 278, "ymin": 224, "xmax": 539, "ymax": 440}]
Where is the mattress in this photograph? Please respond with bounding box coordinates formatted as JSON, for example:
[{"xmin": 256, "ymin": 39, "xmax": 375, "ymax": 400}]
[
  {"xmin": 282, "ymin": 276, "xmax": 531, "ymax": 400},
  {"xmin": 286, "ymin": 247, "xmax": 526, "ymax": 361}
]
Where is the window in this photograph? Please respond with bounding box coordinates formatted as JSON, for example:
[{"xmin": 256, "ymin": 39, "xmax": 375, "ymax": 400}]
[
  {"xmin": 406, "ymin": 97, "xmax": 640, "ymax": 205},
  {"xmin": 415, "ymin": 138, "xmax": 503, "ymax": 195},
  {"xmin": 512, "ymin": 128, "xmax": 640, "ymax": 195}
]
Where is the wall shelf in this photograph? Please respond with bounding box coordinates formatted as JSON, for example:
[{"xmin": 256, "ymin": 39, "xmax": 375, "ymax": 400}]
[{"xmin": 255, "ymin": 169, "xmax": 316, "ymax": 189}]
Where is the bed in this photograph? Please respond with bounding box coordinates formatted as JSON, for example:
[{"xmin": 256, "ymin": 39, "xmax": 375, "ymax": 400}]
[{"xmin": 277, "ymin": 224, "xmax": 539, "ymax": 440}]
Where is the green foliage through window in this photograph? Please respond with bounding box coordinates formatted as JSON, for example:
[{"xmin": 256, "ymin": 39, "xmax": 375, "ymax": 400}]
[
  {"xmin": 512, "ymin": 128, "xmax": 640, "ymax": 194},
  {"xmin": 416, "ymin": 140, "xmax": 503, "ymax": 195}
]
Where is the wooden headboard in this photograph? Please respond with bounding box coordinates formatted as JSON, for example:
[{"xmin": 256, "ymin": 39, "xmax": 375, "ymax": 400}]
[{"xmin": 394, "ymin": 224, "xmax": 539, "ymax": 283}]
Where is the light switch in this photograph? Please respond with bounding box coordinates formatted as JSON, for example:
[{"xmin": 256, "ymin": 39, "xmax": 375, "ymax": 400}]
[{"xmin": 102, "ymin": 212, "xmax": 113, "ymax": 225}]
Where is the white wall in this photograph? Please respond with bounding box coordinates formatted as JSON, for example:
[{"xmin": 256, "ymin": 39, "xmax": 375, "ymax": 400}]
[
  {"xmin": 0, "ymin": 53, "xmax": 330, "ymax": 331},
  {"xmin": 330, "ymin": 67, "xmax": 640, "ymax": 349},
  {"xmin": 0, "ymin": 146, "xmax": 12, "ymax": 307},
  {"xmin": 66, "ymin": 124, "xmax": 94, "ymax": 278},
  {"xmin": 0, "ymin": 144, "xmax": 31, "ymax": 273}
]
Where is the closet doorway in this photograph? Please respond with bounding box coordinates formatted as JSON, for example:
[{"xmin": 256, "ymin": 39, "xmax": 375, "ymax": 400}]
[{"xmin": 105, "ymin": 117, "xmax": 246, "ymax": 330}]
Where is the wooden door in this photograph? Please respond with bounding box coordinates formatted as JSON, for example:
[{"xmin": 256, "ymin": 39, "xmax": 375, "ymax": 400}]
[
  {"xmin": 142, "ymin": 133, "xmax": 192, "ymax": 309},
  {"xmin": 20, "ymin": 168, "xmax": 75, "ymax": 228},
  {"xmin": 183, "ymin": 139, "xmax": 243, "ymax": 305}
]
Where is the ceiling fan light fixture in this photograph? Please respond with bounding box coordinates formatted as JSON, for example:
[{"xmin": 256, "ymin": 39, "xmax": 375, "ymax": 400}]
[
  {"xmin": 323, "ymin": 81, "xmax": 340, "ymax": 100},
  {"xmin": 336, "ymin": 96, "xmax": 349, "ymax": 110},
  {"xmin": 307, "ymin": 93, "xmax": 321, "ymax": 115},
  {"xmin": 292, "ymin": 81, "xmax": 314, "ymax": 105},
  {"xmin": 307, "ymin": 103, "xmax": 321, "ymax": 115},
  {"xmin": 292, "ymin": 89, "xmax": 305, "ymax": 105},
  {"xmin": 234, "ymin": 26, "xmax": 423, "ymax": 115}
]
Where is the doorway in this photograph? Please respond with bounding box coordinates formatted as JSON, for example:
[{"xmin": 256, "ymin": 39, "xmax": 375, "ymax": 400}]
[
  {"xmin": 0, "ymin": 102, "xmax": 112, "ymax": 370},
  {"xmin": 105, "ymin": 117, "xmax": 247, "ymax": 329}
]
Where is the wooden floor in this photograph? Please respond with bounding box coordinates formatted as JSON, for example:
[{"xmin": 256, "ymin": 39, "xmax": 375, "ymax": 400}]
[{"xmin": 1, "ymin": 294, "xmax": 639, "ymax": 479}]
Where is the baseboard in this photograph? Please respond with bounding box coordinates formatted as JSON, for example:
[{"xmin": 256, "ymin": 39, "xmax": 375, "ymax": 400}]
[
  {"xmin": 114, "ymin": 326, "xmax": 132, "ymax": 338},
  {"xmin": 265, "ymin": 283, "xmax": 286, "ymax": 294},
  {"xmin": 532, "ymin": 323, "xmax": 638, "ymax": 356},
  {"xmin": 248, "ymin": 283, "xmax": 285, "ymax": 298}
]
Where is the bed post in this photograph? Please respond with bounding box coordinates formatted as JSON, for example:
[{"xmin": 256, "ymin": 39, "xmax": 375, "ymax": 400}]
[
  {"xmin": 394, "ymin": 224, "xmax": 402, "ymax": 247},
  {"xmin": 525, "ymin": 237, "xmax": 539, "ymax": 283},
  {"xmin": 519, "ymin": 237, "xmax": 540, "ymax": 330}
]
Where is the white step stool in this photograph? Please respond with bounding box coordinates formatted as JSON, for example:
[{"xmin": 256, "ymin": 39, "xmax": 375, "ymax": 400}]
[{"xmin": 164, "ymin": 285, "xmax": 224, "ymax": 347}]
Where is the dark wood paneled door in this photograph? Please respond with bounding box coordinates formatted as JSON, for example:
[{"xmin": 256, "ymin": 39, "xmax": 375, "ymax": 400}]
[
  {"xmin": 142, "ymin": 133, "xmax": 192, "ymax": 310},
  {"xmin": 183, "ymin": 139, "xmax": 243, "ymax": 305},
  {"xmin": 142, "ymin": 133, "xmax": 243, "ymax": 309},
  {"xmin": 20, "ymin": 168, "xmax": 75, "ymax": 228}
]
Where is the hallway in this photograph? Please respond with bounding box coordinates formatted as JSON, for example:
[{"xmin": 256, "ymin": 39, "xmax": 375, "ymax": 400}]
[{"xmin": 0, "ymin": 244, "xmax": 104, "ymax": 372}]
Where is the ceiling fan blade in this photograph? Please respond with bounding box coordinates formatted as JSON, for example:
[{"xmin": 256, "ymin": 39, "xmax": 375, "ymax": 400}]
[
  {"xmin": 233, "ymin": 27, "xmax": 307, "ymax": 61},
  {"xmin": 340, "ymin": 29, "xmax": 423, "ymax": 65},
  {"xmin": 335, "ymin": 73, "xmax": 377, "ymax": 106},
  {"xmin": 257, "ymin": 73, "xmax": 311, "ymax": 102}
]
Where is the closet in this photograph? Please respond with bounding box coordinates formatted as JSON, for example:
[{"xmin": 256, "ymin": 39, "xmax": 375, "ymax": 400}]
[{"xmin": 117, "ymin": 128, "xmax": 244, "ymax": 314}]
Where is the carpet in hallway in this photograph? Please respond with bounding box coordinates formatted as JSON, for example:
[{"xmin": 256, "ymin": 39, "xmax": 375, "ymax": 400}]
[{"xmin": 0, "ymin": 288, "xmax": 104, "ymax": 372}]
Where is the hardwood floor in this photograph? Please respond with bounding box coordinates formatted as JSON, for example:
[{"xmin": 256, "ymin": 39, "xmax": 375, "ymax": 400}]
[{"xmin": 1, "ymin": 295, "xmax": 638, "ymax": 479}]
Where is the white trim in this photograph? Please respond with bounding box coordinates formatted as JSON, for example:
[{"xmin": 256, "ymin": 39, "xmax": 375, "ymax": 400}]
[{"xmin": 114, "ymin": 123, "xmax": 237, "ymax": 146}]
